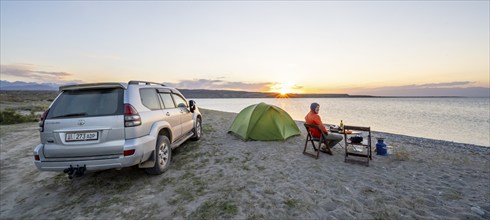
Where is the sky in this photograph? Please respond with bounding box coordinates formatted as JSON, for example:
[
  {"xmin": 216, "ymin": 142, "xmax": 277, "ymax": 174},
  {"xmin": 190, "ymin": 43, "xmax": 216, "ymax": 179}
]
[{"xmin": 1, "ymin": 1, "xmax": 489, "ymax": 96}]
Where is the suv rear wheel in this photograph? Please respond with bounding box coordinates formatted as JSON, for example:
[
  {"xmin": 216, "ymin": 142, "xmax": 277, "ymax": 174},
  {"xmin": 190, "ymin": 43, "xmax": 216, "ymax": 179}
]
[{"xmin": 146, "ymin": 136, "xmax": 171, "ymax": 175}]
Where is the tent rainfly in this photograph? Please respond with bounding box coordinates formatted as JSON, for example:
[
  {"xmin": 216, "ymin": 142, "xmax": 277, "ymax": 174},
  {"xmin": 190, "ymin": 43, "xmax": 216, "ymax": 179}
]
[{"xmin": 228, "ymin": 102, "xmax": 301, "ymax": 141}]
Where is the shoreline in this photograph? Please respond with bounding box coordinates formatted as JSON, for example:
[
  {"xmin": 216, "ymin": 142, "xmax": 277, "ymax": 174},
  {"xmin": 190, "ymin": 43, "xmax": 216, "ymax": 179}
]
[
  {"xmin": 201, "ymin": 107, "xmax": 490, "ymax": 150},
  {"xmin": 1, "ymin": 108, "xmax": 489, "ymax": 219}
]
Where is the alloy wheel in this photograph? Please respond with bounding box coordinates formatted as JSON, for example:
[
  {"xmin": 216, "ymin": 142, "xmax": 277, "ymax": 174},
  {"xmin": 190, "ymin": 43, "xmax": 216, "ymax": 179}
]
[{"xmin": 158, "ymin": 143, "xmax": 169, "ymax": 167}]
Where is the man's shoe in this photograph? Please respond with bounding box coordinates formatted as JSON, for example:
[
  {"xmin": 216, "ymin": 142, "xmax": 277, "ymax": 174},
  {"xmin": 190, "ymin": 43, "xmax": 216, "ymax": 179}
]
[
  {"xmin": 320, "ymin": 145, "xmax": 328, "ymax": 152},
  {"xmin": 320, "ymin": 147, "xmax": 333, "ymax": 155}
]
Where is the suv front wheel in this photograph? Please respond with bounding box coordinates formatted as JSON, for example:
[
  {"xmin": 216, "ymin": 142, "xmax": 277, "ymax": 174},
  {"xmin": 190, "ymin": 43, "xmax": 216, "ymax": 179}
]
[
  {"xmin": 191, "ymin": 117, "xmax": 202, "ymax": 141},
  {"xmin": 146, "ymin": 136, "xmax": 171, "ymax": 175}
]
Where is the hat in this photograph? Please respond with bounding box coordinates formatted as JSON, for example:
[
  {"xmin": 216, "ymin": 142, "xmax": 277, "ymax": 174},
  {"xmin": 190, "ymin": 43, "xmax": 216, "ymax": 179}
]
[{"xmin": 310, "ymin": 103, "xmax": 319, "ymax": 111}]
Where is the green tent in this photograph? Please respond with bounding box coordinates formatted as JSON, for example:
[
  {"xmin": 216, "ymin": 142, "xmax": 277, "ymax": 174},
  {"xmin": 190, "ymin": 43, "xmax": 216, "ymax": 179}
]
[{"xmin": 228, "ymin": 102, "xmax": 301, "ymax": 141}]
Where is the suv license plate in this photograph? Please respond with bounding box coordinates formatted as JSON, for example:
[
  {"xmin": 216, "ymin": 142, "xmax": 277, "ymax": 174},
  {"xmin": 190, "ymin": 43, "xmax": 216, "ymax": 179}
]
[{"xmin": 66, "ymin": 132, "xmax": 99, "ymax": 142}]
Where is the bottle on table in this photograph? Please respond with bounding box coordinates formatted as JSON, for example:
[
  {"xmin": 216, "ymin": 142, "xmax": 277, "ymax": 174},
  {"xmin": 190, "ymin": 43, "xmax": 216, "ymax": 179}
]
[{"xmin": 340, "ymin": 120, "xmax": 344, "ymax": 132}]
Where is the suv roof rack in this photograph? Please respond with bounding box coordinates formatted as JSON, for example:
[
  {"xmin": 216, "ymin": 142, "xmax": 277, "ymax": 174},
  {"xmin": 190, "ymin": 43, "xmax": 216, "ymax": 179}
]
[{"xmin": 128, "ymin": 80, "xmax": 166, "ymax": 86}]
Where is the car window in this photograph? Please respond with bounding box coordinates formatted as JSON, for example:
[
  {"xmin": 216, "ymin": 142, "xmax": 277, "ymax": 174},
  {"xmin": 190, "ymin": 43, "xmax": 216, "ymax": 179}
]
[
  {"xmin": 47, "ymin": 88, "xmax": 123, "ymax": 119},
  {"xmin": 159, "ymin": 93, "xmax": 175, "ymax": 109},
  {"xmin": 172, "ymin": 94, "xmax": 187, "ymax": 108},
  {"xmin": 140, "ymin": 89, "xmax": 161, "ymax": 110}
]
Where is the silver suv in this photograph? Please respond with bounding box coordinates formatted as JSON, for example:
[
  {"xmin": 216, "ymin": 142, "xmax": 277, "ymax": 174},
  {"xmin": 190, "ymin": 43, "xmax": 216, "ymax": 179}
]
[{"xmin": 33, "ymin": 80, "xmax": 202, "ymax": 177}]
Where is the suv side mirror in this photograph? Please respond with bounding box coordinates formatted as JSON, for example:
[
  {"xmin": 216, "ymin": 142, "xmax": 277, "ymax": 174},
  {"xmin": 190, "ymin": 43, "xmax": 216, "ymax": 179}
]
[{"xmin": 189, "ymin": 100, "xmax": 196, "ymax": 113}]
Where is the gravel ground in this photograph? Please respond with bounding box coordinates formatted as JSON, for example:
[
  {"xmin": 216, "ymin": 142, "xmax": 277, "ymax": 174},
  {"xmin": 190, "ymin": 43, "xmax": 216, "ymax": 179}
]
[{"xmin": 1, "ymin": 108, "xmax": 489, "ymax": 219}]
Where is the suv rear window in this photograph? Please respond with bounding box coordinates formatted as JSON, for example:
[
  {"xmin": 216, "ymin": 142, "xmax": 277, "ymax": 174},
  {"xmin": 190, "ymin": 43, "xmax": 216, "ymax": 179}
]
[{"xmin": 46, "ymin": 88, "xmax": 124, "ymax": 119}]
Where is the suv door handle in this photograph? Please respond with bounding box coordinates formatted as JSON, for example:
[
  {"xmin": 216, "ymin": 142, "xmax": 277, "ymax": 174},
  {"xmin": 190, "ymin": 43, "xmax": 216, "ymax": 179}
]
[{"xmin": 166, "ymin": 112, "xmax": 170, "ymax": 116}]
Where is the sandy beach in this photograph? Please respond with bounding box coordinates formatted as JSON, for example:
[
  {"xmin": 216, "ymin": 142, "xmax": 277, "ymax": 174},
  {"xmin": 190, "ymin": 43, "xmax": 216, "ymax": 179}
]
[{"xmin": 1, "ymin": 108, "xmax": 489, "ymax": 219}]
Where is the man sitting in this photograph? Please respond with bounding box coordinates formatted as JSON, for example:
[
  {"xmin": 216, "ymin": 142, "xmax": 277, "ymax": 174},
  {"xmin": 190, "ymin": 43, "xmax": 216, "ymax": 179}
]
[{"xmin": 305, "ymin": 102, "xmax": 344, "ymax": 155}]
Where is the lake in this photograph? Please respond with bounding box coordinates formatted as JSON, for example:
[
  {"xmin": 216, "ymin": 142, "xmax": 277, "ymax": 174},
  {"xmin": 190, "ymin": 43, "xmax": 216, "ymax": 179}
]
[{"xmin": 192, "ymin": 97, "xmax": 490, "ymax": 147}]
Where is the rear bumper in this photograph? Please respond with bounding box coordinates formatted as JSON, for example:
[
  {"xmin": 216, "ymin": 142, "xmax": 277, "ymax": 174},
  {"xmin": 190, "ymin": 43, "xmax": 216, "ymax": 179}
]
[{"xmin": 33, "ymin": 135, "xmax": 155, "ymax": 172}]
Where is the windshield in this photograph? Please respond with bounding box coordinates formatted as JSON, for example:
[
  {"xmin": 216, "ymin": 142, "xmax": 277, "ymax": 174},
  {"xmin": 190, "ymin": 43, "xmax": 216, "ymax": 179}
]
[{"xmin": 46, "ymin": 88, "xmax": 124, "ymax": 119}]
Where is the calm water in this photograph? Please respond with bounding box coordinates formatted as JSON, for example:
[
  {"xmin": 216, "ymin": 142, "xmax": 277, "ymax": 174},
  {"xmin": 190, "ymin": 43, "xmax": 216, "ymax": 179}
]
[{"xmin": 192, "ymin": 97, "xmax": 490, "ymax": 147}]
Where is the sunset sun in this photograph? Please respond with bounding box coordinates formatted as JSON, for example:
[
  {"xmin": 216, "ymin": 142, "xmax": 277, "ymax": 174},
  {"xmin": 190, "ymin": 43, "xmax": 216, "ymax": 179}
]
[{"xmin": 270, "ymin": 82, "xmax": 299, "ymax": 97}]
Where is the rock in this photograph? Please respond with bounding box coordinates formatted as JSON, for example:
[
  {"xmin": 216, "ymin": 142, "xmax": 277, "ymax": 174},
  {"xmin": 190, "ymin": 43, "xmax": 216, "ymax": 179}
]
[{"xmin": 471, "ymin": 206, "xmax": 485, "ymax": 216}]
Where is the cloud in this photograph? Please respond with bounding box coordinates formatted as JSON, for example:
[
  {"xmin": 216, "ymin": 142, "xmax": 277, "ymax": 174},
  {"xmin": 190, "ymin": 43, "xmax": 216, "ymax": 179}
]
[
  {"xmin": 165, "ymin": 79, "xmax": 272, "ymax": 91},
  {"xmin": 377, "ymin": 81, "xmax": 475, "ymax": 90},
  {"xmin": 416, "ymin": 81, "xmax": 474, "ymax": 88},
  {"xmin": 0, "ymin": 64, "xmax": 73, "ymax": 83},
  {"xmin": 269, "ymin": 82, "xmax": 303, "ymax": 90}
]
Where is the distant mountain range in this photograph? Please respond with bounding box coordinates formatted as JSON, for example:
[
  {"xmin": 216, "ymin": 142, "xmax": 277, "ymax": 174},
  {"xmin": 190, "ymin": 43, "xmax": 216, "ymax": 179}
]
[
  {"xmin": 0, "ymin": 80, "xmax": 360, "ymax": 98},
  {"xmin": 1, "ymin": 80, "xmax": 488, "ymax": 98},
  {"xmin": 0, "ymin": 80, "xmax": 59, "ymax": 91},
  {"xmin": 178, "ymin": 89, "xmax": 363, "ymax": 98}
]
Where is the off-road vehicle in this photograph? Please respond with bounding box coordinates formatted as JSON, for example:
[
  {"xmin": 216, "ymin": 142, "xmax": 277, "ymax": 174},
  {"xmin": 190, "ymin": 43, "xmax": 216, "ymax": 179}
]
[{"xmin": 33, "ymin": 80, "xmax": 202, "ymax": 177}]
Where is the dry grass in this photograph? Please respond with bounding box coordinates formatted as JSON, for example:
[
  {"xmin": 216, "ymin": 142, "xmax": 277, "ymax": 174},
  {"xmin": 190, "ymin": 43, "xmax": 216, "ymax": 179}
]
[
  {"xmin": 0, "ymin": 90, "xmax": 57, "ymax": 111},
  {"xmin": 393, "ymin": 147, "xmax": 410, "ymax": 161},
  {"xmin": 188, "ymin": 199, "xmax": 238, "ymax": 219},
  {"xmin": 0, "ymin": 90, "xmax": 58, "ymax": 124}
]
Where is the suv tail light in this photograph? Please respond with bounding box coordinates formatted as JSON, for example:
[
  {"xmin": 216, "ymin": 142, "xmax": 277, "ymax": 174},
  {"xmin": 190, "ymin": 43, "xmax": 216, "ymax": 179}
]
[
  {"xmin": 39, "ymin": 110, "xmax": 49, "ymax": 132},
  {"xmin": 123, "ymin": 149, "xmax": 135, "ymax": 156},
  {"xmin": 124, "ymin": 104, "xmax": 141, "ymax": 127}
]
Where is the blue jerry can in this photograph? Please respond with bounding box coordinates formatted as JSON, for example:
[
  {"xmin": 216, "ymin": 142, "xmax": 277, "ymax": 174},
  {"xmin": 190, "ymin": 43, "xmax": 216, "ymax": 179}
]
[{"xmin": 376, "ymin": 138, "xmax": 388, "ymax": 155}]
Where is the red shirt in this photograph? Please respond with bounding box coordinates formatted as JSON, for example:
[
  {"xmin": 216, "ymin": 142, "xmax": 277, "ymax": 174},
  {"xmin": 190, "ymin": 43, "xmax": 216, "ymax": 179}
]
[{"xmin": 305, "ymin": 111, "xmax": 328, "ymax": 138}]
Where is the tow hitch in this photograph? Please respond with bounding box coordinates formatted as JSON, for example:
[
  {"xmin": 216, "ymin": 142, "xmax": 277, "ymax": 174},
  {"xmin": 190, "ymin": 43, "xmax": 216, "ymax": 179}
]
[{"xmin": 63, "ymin": 165, "xmax": 86, "ymax": 179}]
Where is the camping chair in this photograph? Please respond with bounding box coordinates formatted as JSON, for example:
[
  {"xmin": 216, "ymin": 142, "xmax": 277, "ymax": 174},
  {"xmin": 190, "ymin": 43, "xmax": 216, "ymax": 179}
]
[{"xmin": 303, "ymin": 123, "xmax": 332, "ymax": 159}]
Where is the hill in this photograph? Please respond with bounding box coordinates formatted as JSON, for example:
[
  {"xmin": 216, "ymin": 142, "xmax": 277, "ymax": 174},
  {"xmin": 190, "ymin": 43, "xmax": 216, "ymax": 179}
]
[
  {"xmin": 178, "ymin": 89, "xmax": 361, "ymax": 98},
  {"xmin": 0, "ymin": 80, "xmax": 59, "ymax": 91},
  {"xmin": 0, "ymin": 80, "xmax": 360, "ymax": 98}
]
